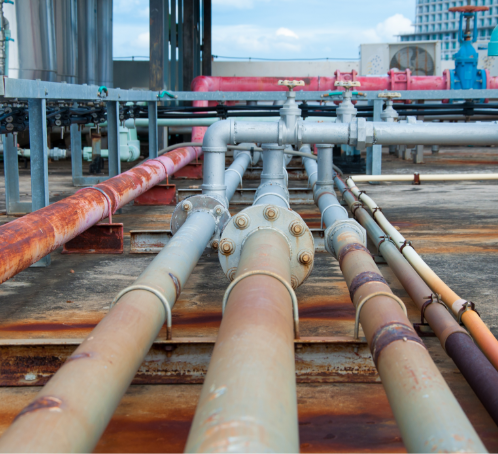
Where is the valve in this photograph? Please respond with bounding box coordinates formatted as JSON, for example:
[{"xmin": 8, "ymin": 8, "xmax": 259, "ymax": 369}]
[
  {"xmin": 378, "ymin": 92, "xmax": 401, "ymax": 100},
  {"xmin": 378, "ymin": 92, "xmax": 401, "ymax": 123},
  {"xmin": 321, "ymin": 81, "xmax": 365, "ymax": 98},
  {"xmin": 277, "ymin": 80, "xmax": 305, "ymax": 91}
]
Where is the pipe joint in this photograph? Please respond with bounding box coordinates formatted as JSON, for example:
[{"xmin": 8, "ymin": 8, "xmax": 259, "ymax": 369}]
[
  {"xmin": 201, "ymin": 119, "xmax": 233, "ymax": 153},
  {"xmin": 325, "ymin": 219, "xmax": 367, "ymax": 259},
  {"xmin": 349, "ymin": 118, "xmax": 374, "ymax": 151}
]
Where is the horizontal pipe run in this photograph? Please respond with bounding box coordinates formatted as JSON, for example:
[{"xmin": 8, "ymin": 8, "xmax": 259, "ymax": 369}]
[
  {"xmin": 304, "ymin": 156, "xmax": 485, "ymax": 452},
  {"xmin": 346, "ymin": 177, "xmax": 498, "ymax": 372},
  {"xmin": 336, "ymin": 176, "xmax": 498, "ymax": 426},
  {"xmin": 185, "ymin": 228, "xmax": 298, "ymax": 453},
  {"xmin": 350, "ymin": 173, "xmax": 498, "ymax": 183},
  {"xmin": 0, "ymin": 212, "xmax": 216, "ymax": 453}
]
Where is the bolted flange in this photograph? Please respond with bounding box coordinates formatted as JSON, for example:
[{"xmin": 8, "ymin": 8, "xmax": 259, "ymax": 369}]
[
  {"xmin": 219, "ymin": 204, "xmax": 315, "ymax": 288},
  {"xmin": 170, "ymin": 195, "xmax": 231, "ymax": 244}
]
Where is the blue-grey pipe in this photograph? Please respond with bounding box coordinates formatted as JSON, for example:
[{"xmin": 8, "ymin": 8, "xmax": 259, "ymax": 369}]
[
  {"xmin": 225, "ymin": 151, "xmax": 252, "ymax": 203},
  {"xmin": 254, "ymin": 143, "xmax": 289, "ymax": 208}
]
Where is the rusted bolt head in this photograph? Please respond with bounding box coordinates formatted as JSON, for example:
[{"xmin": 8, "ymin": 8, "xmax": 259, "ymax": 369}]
[
  {"xmin": 298, "ymin": 250, "xmax": 313, "ymax": 265},
  {"xmin": 263, "ymin": 205, "xmax": 279, "ymax": 221},
  {"xmin": 227, "ymin": 268, "xmax": 237, "ymax": 281},
  {"xmin": 289, "ymin": 220, "xmax": 305, "ymax": 237},
  {"xmin": 211, "ymin": 239, "xmax": 219, "ymax": 250},
  {"xmin": 291, "ymin": 275, "xmax": 299, "ymax": 289},
  {"xmin": 214, "ymin": 205, "xmax": 224, "ymax": 216},
  {"xmin": 219, "ymin": 238, "xmax": 235, "ymax": 256},
  {"xmin": 182, "ymin": 200, "xmax": 193, "ymax": 212},
  {"xmin": 234, "ymin": 213, "xmax": 250, "ymax": 229}
]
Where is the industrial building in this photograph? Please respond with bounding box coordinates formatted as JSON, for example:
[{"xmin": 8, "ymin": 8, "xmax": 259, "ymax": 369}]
[{"xmin": 1, "ymin": 1, "xmax": 498, "ymax": 453}]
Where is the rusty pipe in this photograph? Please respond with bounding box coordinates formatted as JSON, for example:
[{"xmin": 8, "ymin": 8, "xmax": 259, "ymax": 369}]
[
  {"xmin": 346, "ymin": 177, "xmax": 498, "ymax": 372},
  {"xmin": 337, "ymin": 176, "xmax": 498, "ymax": 426},
  {"xmin": 185, "ymin": 228, "xmax": 298, "ymax": 453},
  {"xmin": 0, "ymin": 211, "xmax": 216, "ymax": 453},
  {"xmin": 0, "ymin": 126, "xmax": 206, "ymax": 285},
  {"xmin": 302, "ymin": 156, "xmax": 486, "ymax": 451}
]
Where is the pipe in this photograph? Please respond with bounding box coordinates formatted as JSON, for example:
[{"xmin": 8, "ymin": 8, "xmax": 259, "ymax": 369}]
[
  {"xmin": 336, "ymin": 175, "xmax": 498, "ymax": 426},
  {"xmin": 304, "ymin": 157, "xmax": 486, "ymax": 452},
  {"xmin": 254, "ymin": 143, "xmax": 289, "ymax": 208},
  {"xmin": 346, "ymin": 178, "xmax": 498, "ymax": 372},
  {"xmin": 0, "ymin": 212, "xmax": 216, "ymax": 453},
  {"xmin": 96, "ymin": 0, "xmax": 113, "ymax": 88},
  {"xmin": 350, "ymin": 173, "xmax": 498, "ymax": 182},
  {"xmin": 185, "ymin": 228, "xmax": 299, "ymax": 453},
  {"xmin": 77, "ymin": 0, "xmax": 96, "ymax": 85},
  {"xmin": 0, "ymin": 141, "xmax": 202, "ymax": 285},
  {"xmin": 225, "ymin": 151, "xmax": 251, "ymax": 202},
  {"xmin": 54, "ymin": 0, "xmax": 77, "ymax": 83},
  {"xmin": 0, "ymin": 152, "xmax": 253, "ymax": 451}
]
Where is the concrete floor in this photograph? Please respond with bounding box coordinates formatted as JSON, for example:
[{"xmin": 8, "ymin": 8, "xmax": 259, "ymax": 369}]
[{"xmin": 0, "ymin": 146, "xmax": 498, "ymax": 452}]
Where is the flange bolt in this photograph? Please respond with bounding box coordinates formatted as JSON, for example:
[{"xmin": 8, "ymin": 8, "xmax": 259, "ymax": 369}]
[
  {"xmin": 214, "ymin": 205, "xmax": 224, "ymax": 216},
  {"xmin": 182, "ymin": 200, "xmax": 193, "ymax": 212},
  {"xmin": 219, "ymin": 238, "xmax": 235, "ymax": 256},
  {"xmin": 234, "ymin": 213, "xmax": 250, "ymax": 229},
  {"xmin": 263, "ymin": 205, "xmax": 279, "ymax": 221},
  {"xmin": 289, "ymin": 220, "xmax": 305, "ymax": 237},
  {"xmin": 211, "ymin": 239, "xmax": 219, "ymax": 250},
  {"xmin": 298, "ymin": 250, "xmax": 313, "ymax": 265}
]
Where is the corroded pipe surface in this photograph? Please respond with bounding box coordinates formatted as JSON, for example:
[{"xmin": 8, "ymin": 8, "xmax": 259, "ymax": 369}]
[
  {"xmin": 0, "ymin": 212, "xmax": 215, "ymax": 453},
  {"xmin": 185, "ymin": 228, "xmax": 299, "ymax": 453},
  {"xmin": 337, "ymin": 176, "xmax": 498, "ymax": 426}
]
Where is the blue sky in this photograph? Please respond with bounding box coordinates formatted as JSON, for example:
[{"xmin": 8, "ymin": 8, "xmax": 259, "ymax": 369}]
[{"xmin": 113, "ymin": 0, "xmax": 416, "ymax": 60}]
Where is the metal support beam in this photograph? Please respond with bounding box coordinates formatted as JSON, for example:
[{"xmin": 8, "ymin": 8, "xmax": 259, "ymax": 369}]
[
  {"xmin": 28, "ymin": 98, "xmax": 50, "ymax": 267},
  {"xmin": 3, "ymin": 134, "xmax": 31, "ymax": 214},
  {"xmin": 202, "ymin": 0, "xmax": 211, "ymax": 76},
  {"xmin": 106, "ymin": 101, "xmax": 121, "ymax": 177},
  {"xmin": 413, "ymin": 144, "xmax": 424, "ymax": 164},
  {"xmin": 149, "ymin": 0, "xmax": 167, "ymax": 92},
  {"xmin": 367, "ymin": 99, "xmax": 383, "ymax": 176},
  {"xmin": 148, "ymin": 101, "xmax": 158, "ymax": 159},
  {"xmin": 183, "ymin": 0, "xmax": 194, "ymax": 90}
]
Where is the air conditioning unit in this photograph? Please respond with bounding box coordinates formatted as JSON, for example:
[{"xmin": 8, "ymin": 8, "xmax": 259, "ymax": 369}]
[
  {"xmin": 476, "ymin": 41, "xmax": 498, "ymax": 77},
  {"xmin": 360, "ymin": 41, "xmax": 442, "ymax": 76}
]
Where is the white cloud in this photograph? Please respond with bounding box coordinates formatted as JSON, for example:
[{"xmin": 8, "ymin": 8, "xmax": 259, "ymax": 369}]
[
  {"xmin": 276, "ymin": 27, "xmax": 299, "ymax": 39},
  {"xmin": 363, "ymin": 14, "xmax": 414, "ymax": 43},
  {"xmin": 213, "ymin": 0, "xmax": 255, "ymax": 9}
]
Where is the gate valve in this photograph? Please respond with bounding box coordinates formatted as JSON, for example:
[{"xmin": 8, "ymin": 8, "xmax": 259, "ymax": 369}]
[
  {"xmin": 449, "ymin": 4, "xmax": 488, "ymax": 42},
  {"xmin": 277, "ymin": 80, "xmax": 305, "ymax": 91},
  {"xmin": 378, "ymin": 92, "xmax": 401, "ymax": 122},
  {"xmin": 322, "ymin": 81, "xmax": 365, "ymax": 98}
]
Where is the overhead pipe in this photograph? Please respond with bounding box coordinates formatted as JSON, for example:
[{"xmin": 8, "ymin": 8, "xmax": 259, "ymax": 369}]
[
  {"xmin": 0, "ymin": 127, "xmax": 205, "ymax": 285},
  {"xmin": 303, "ymin": 149, "xmax": 485, "ymax": 452},
  {"xmin": 185, "ymin": 228, "xmax": 299, "ymax": 453},
  {"xmin": 0, "ymin": 153, "xmax": 253, "ymax": 452},
  {"xmin": 336, "ymin": 175, "xmax": 498, "ymax": 426},
  {"xmin": 346, "ymin": 177, "xmax": 498, "ymax": 371}
]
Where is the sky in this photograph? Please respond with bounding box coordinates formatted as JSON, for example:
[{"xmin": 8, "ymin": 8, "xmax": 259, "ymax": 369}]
[{"xmin": 113, "ymin": 0, "xmax": 416, "ymax": 61}]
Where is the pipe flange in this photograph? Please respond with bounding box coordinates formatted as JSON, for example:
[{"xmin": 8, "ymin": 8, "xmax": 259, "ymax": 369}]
[
  {"xmin": 171, "ymin": 195, "xmax": 231, "ymax": 243},
  {"xmin": 218, "ymin": 204, "xmax": 314, "ymax": 288},
  {"xmin": 349, "ymin": 117, "xmax": 373, "ymax": 151},
  {"xmin": 324, "ymin": 219, "xmax": 367, "ymax": 259}
]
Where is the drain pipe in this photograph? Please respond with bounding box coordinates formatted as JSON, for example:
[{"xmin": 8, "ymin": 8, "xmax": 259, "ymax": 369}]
[
  {"xmin": 304, "ymin": 150, "xmax": 485, "ymax": 452},
  {"xmin": 337, "ymin": 175, "xmax": 498, "ymax": 426},
  {"xmin": 0, "ymin": 154, "xmax": 253, "ymax": 453},
  {"xmin": 185, "ymin": 228, "xmax": 299, "ymax": 453},
  {"xmin": 346, "ymin": 178, "xmax": 498, "ymax": 371}
]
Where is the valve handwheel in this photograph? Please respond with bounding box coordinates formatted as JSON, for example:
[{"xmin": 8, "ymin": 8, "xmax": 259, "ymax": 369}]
[{"xmin": 277, "ymin": 80, "xmax": 305, "ymax": 91}]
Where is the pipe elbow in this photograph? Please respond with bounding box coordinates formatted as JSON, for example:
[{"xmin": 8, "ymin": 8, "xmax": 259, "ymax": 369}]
[
  {"xmin": 190, "ymin": 75, "xmax": 212, "ymax": 92},
  {"xmin": 202, "ymin": 119, "xmax": 232, "ymax": 153}
]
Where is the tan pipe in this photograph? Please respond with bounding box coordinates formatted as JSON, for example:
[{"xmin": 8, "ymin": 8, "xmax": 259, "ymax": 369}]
[
  {"xmin": 350, "ymin": 173, "xmax": 498, "ymax": 183},
  {"xmin": 346, "ymin": 177, "xmax": 498, "ymax": 371}
]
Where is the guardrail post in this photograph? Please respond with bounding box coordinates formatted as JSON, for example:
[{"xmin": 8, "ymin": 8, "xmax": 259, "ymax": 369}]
[{"xmin": 148, "ymin": 101, "xmax": 158, "ymax": 159}]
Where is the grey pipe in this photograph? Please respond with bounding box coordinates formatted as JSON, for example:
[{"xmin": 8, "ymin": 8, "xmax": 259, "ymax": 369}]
[
  {"xmin": 254, "ymin": 143, "xmax": 289, "ymax": 208},
  {"xmin": 225, "ymin": 151, "xmax": 252, "ymax": 203},
  {"xmin": 77, "ymin": 0, "xmax": 96, "ymax": 85},
  {"xmin": 97, "ymin": 0, "xmax": 113, "ymax": 88},
  {"xmin": 54, "ymin": 0, "xmax": 77, "ymax": 83}
]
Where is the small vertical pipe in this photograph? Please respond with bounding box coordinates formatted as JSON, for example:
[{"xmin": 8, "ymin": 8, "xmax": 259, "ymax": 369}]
[
  {"xmin": 70, "ymin": 122, "xmax": 83, "ymax": 185},
  {"xmin": 170, "ymin": 0, "xmax": 177, "ymax": 90},
  {"xmin": 97, "ymin": 0, "xmax": 113, "ymax": 88},
  {"xmin": 28, "ymin": 98, "xmax": 50, "ymax": 267},
  {"xmin": 106, "ymin": 101, "xmax": 121, "ymax": 178},
  {"xmin": 183, "ymin": 0, "xmax": 194, "ymax": 90},
  {"xmin": 77, "ymin": 0, "xmax": 97, "ymax": 85},
  {"xmin": 3, "ymin": 133, "xmax": 20, "ymax": 214},
  {"xmin": 372, "ymin": 99, "xmax": 383, "ymax": 175},
  {"xmin": 148, "ymin": 101, "xmax": 159, "ymax": 159},
  {"xmin": 202, "ymin": 0, "xmax": 211, "ymax": 76},
  {"xmin": 178, "ymin": 0, "xmax": 183, "ymax": 90},
  {"xmin": 164, "ymin": 0, "xmax": 170, "ymax": 90},
  {"xmin": 185, "ymin": 229, "xmax": 299, "ymax": 453}
]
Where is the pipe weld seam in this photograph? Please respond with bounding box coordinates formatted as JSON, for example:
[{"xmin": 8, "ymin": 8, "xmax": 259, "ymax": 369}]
[
  {"xmin": 349, "ymin": 270, "xmax": 388, "ymax": 302},
  {"xmin": 338, "ymin": 243, "xmax": 372, "ymax": 270},
  {"xmin": 222, "ymin": 270, "xmax": 300, "ymax": 339},
  {"xmin": 253, "ymin": 193, "xmax": 290, "ymax": 208},
  {"xmin": 110, "ymin": 285, "xmax": 172, "ymax": 340},
  {"xmin": 225, "ymin": 168, "xmax": 243, "ymax": 189},
  {"xmin": 147, "ymin": 158, "xmax": 169, "ymax": 178},
  {"xmin": 321, "ymin": 203, "xmax": 349, "ymax": 229},
  {"xmin": 307, "ymin": 170, "xmax": 317, "ymax": 188},
  {"xmin": 369, "ymin": 321, "xmax": 424, "ymax": 366},
  {"xmin": 315, "ymin": 191, "xmax": 337, "ymax": 205}
]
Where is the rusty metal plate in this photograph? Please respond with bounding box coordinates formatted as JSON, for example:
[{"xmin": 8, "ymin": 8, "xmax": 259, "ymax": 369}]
[
  {"xmin": 173, "ymin": 162, "xmax": 203, "ymax": 180},
  {"xmin": 130, "ymin": 229, "xmax": 325, "ymax": 254},
  {"xmin": 61, "ymin": 223, "xmax": 124, "ymax": 254},
  {"xmin": 178, "ymin": 187, "xmax": 316, "ymax": 205},
  {"xmin": 134, "ymin": 184, "xmax": 177, "ymax": 206},
  {"xmin": 0, "ymin": 337, "xmax": 378, "ymax": 386}
]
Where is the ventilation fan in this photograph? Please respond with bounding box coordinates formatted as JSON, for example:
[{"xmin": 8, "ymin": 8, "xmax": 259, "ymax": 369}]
[{"xmin": 390, "ymin": 46, "xmax": 435, "ymax": 76}]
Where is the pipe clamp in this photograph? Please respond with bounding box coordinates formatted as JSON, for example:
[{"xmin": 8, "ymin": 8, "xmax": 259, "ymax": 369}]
[
  {"xmin": 324, "ymin": 219, "xmax": 367, "ymax": 258},
  {"xmin": 222, "ymin": 270, "xmax": 300, "ymax": 339}
]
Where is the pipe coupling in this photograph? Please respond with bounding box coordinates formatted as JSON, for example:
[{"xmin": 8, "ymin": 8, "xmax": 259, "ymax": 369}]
[
  {"xmin": 218, "ymin": 204, "xmax": 314, "ymax": 288},
  {"xmin": 324, "ymin": 219, "xmax": 367, "ymax": 259},
  {"xmin": 170, "ymin": 195, "xmax": 231, "ymax": 245},
  {"xmin": 349, "ymin": 118, "xmax": 373, "ymax": 151}
]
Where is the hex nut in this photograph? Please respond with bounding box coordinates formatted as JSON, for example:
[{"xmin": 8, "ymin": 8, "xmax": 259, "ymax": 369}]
[
  {"xmin": 291, "ymin": 275, "xmax": 299, "ymax": 289},
  {"xmin": 214, "ymin": 205, "xmax": 224, "ymax": 217},
  {"xmin": 219, "ymin": 238, "xmax": 235, "ymax": 256},
  {"xmin": 211, "ymin": 240, "xmax": 219, "ymax": 250},
  {"xmin": 298, "ymin": 250, "xmax": 313, "ymax": 265},
  {"xmin": 182, "ymin": 200, "xmax": 193, "ymax": 212},
  {"xmin": 227, "ymin": 268, "xmax": 238, "ymax": 282},
  {"xmin": 263, "ymin": 205, "xmax": 279, "ymax": 221},
  {"xmin": 234, "ymin": 213, "xmax": 250, "ymax": 230},
  {"xmin": 289, "ymin": 220, "xmax": 305, "ymax": 237}
]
